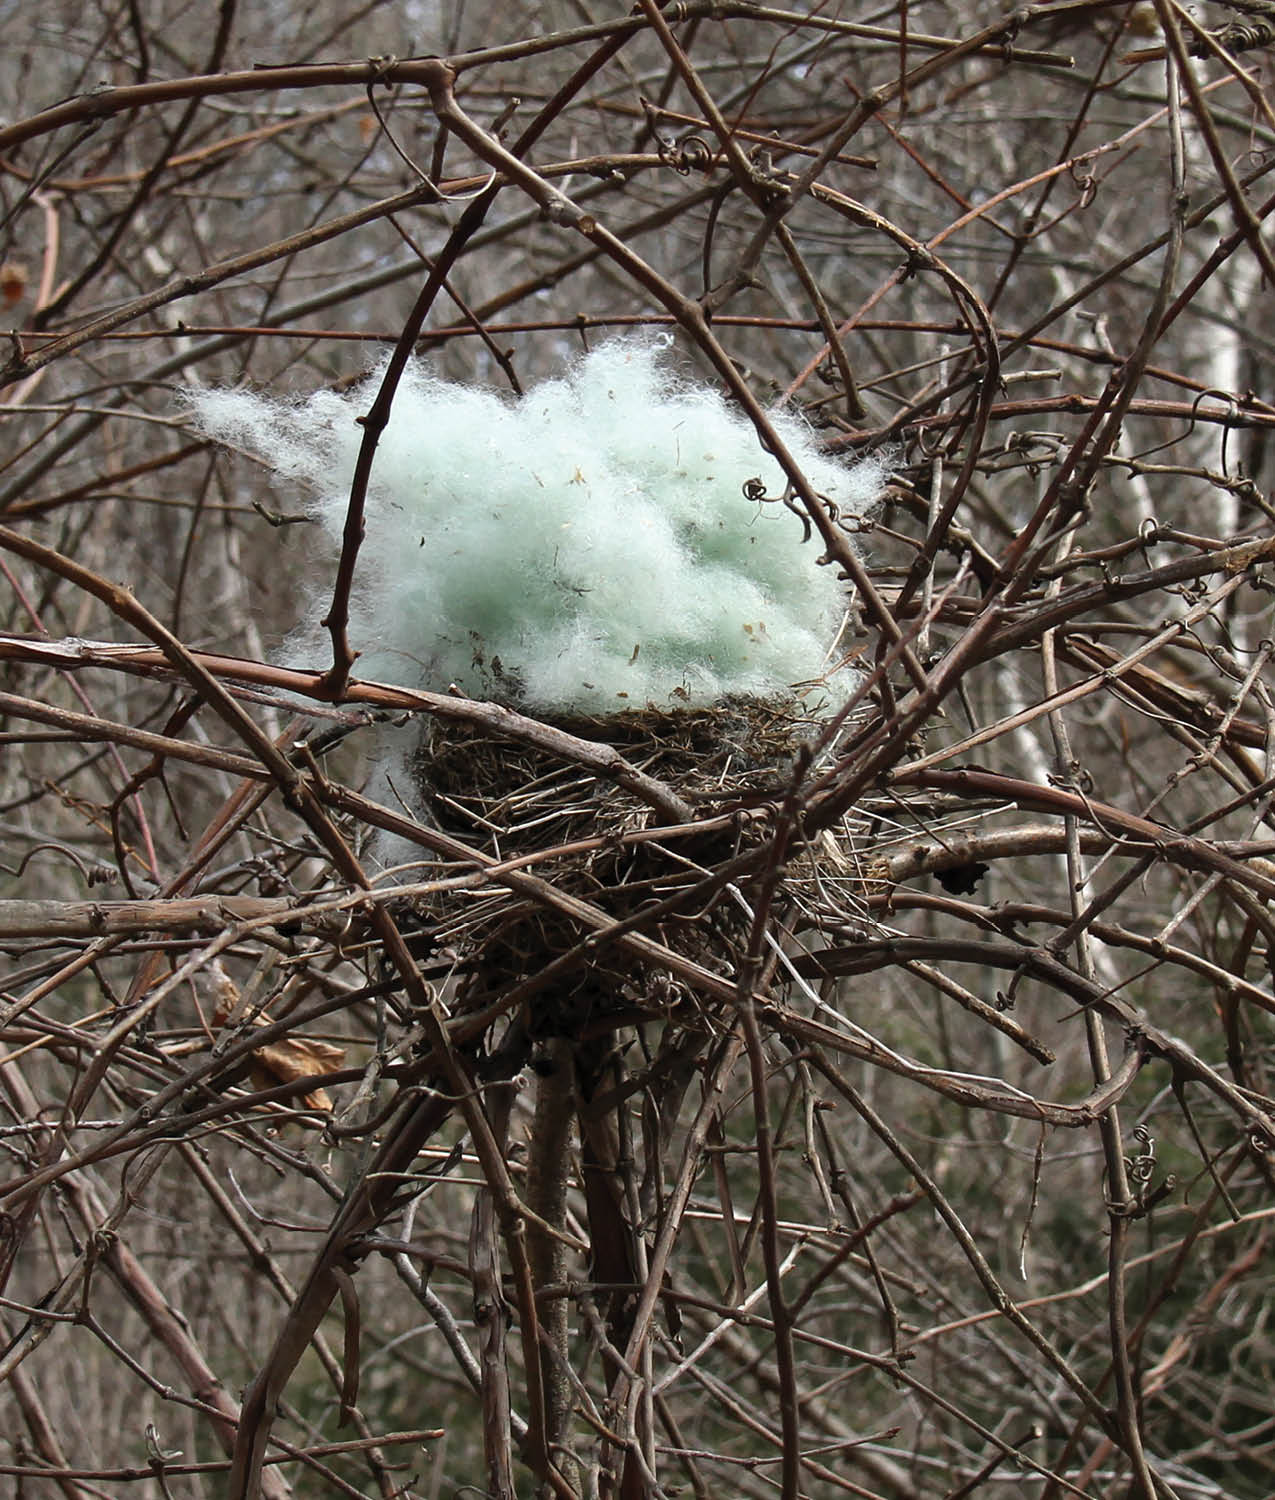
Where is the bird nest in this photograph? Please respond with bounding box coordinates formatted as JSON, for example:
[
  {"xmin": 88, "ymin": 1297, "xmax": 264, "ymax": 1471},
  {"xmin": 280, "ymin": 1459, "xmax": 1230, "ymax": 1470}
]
[{"xmin": 400, "ymin": 695, "xmax": 837, "ymax": 1040}]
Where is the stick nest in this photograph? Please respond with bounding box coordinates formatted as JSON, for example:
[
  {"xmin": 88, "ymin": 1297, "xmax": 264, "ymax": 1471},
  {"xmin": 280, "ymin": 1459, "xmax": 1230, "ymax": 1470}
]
[{"xmin": 403, "ymin": 696, "xmax": 839, "ymax": 1036}]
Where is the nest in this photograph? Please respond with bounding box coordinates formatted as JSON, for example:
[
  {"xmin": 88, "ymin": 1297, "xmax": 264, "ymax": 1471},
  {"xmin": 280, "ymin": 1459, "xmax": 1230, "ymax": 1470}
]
[{"xmin": 401, "ymin": 696, "xmax": 838, "ymax": 1045}]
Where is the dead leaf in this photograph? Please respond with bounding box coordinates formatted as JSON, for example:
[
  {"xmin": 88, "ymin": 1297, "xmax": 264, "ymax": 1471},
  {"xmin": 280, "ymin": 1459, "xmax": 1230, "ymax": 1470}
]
[
  {"xmin": 211, "ymin": 965, "xmax": 344, "ymax": 1114},
  {"xmin": 0, "ymin": 262, "xmax": 27, "ymax": 307},
  {"xmin": 251, "ymin": 1034, "xmax": 346, "ymax": 1112}
]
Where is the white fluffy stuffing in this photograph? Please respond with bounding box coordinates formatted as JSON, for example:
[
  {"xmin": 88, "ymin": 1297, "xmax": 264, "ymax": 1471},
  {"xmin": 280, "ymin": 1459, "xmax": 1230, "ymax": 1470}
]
[{"xmin": 191, "ymin": 339, "xmax": 883, "ymax": 714}]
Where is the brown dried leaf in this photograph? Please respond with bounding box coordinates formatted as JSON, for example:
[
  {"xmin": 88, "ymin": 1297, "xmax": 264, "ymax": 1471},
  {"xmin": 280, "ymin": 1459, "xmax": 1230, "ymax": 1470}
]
[
  {"xmin": 252, "ymin": 1035, "xmax": 346, "ymax": 1112},
  {"xmin": 211, "ymin": 964, "xmax": 344, "ymax": 1113},
  {"xmin": 0, "ymin": 262, "xmax": 27, "ymax": 307}
]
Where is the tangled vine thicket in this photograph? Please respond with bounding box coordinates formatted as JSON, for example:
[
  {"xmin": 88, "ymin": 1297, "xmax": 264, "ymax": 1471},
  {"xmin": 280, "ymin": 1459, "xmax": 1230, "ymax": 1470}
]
[{"xmin": 3, "ymin": 2, "xmax": 1275, "ymax": 1497}]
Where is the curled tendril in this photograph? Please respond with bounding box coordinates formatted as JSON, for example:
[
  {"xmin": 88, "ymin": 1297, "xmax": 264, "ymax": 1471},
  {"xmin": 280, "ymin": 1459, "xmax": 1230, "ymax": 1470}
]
[
  {"xmin": 366, "ymin": 54, "xmax": 399, "ymax": 86},
  {"xmin": 659, "ymin": 132, "xmax": 713, "ymax": 175},
  {"xmin": 1218, "ymin": 20, "xmax": 1275, "ymax": 52},
  {"xmin": 1205, "ymin": 387, "xmax": 1241, "ymax": 479},
  {"xmin": 782, "ymin": 488, "xmax": 813, "ymax": 542},
  {"xmin": 916, "ymin": 423, "xmax": 948, "ymax": 460},
  {"xmin": 1068, "ymin": 157, "xmax": 1097, "ymax": 208},
  {"xmin": 677, "ymin": 134, "xmax": 713, "ymax": 173},
  {"xmin": 9, "ymin": 840, "xmax": 115, "ymax": 886},
  {"xmin": 1125, "ymin": 1123, "xmax": 1156, "ymax": 1186},
  {"xmin": 741, "ymin": 476, "xmax": 814, "ymax": 543}
]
